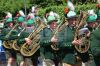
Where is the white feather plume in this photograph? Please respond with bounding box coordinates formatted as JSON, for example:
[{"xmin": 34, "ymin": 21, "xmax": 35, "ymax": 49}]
[
  {"xmin": 19, "ymin": 10, "xmax": 25, "ymax": 17},
  {"xmin": 88, "ymin": 9, "xmax": 95, "ymax": 16},
  {"xmin": 7, "ymin": 12, "xmax": 12, "ymax": 18},
  {"xmin": 49, "ymin": 11, "xmax": 54, "ymax": 16},
  {"xmin": 31, "ymin": 6, "xmax": 35, "ymax": 13},
  {"xmin": 88, "ymin": 9, "xmax": 97, "ymax": 19},
  {"xmin": 67, "ymin": 0, "xmax": 75, "ymax": 11}
]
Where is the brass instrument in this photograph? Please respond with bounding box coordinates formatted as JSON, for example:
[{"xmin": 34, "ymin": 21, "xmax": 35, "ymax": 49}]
[
  {"xmin": 12, "ymin": 28, "xmax": 26, "ymax": 51},
  {"xmin": 75, "ymin": 33, "xmax": 90, "ymax": 53},
  {"xmin": 96, "ymin": 23, "xmax": 100, "ymax": 29},
  {"xmin": 74, "ymin": 11, "xmax": 90, "ymax": 53},
  {"xmin": 51, "ymin": 17, "xmax": 68, "ymax": 51},
  {"xmin": 3, "ymin": 23, "xmax": 18, "ymax": 49},
  {"xmin": 20, "ymin": 20, "xmax": 47, "ymax": 56}
]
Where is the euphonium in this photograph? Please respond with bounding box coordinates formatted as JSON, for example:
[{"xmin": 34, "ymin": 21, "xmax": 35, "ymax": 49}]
[
  {"xmin": 3, "ymin": 23, "xmax": 18, "ymax": 49},
  {"xmin": 20, "ymin": 20, "xmax": 47, "ymax": 56},
  {"xmin": 75, "ymin": 33, "xmax": 90, "ymax": 53},
  {"xmin": 74, "ymin": 11, "xmax": 90, "ymax": 53}
]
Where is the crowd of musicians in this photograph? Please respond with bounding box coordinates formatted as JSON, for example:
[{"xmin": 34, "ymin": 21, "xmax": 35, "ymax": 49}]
[{"xmin": 0, "ymin": 1, "xmax": 100, "ymax": 66}]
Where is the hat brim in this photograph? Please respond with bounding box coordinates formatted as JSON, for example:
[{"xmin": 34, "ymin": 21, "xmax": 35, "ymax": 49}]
[
  {"xmin": 48, "ymin": 19, "xmax": 58, "ymax": 24},
  {"xmin": 67, "ymin": 16, "xmax": 78, "ymax": 20}
]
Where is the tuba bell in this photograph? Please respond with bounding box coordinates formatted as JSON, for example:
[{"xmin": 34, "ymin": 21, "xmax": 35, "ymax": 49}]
[{"xmin": 20, "ymin": 20, "xmax": 47, "ymax": 56}]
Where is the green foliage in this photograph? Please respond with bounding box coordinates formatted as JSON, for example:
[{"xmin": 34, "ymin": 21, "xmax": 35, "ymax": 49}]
[
  {"xmin": 38, "ymin": 3, "xmax": 96, "ymax": 18},
  {"xmin": 0, "ymin": 0, "xmax": 97, "ymax": 20},
  {"xmin": 0, "ymin": 0, "xmax": 30, "ymax": 19}
]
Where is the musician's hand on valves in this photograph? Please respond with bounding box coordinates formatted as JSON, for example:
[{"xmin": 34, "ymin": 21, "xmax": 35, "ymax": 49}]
[
  {"xmin": 51, "ymin": 35, "xmax": 58, "ymax": 43},
  {"xmin": 72, "ymin": 39, "xmax": 82, "ymax": 45},
  {"xmin": 25, "ymin": 38, "xmax": 32, "ymax": 45}
]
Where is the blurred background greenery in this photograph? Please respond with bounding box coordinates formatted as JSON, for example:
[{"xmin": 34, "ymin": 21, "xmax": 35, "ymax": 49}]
[{"xmin": 0, "ymin": 0, "xmax": 97, "ymax": 19}]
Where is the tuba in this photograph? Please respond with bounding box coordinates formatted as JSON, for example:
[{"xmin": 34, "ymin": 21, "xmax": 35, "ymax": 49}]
[
  {"xmin": 20, "ymin": 20, "xmax": 47, "ymax": 56},
  {"xmin": 3, "ymin": 23, "xmax": 18, "ymax": 49},
  {"xmin": 74, "ymin": 11, "xmax": 90, "ymax": 53}
]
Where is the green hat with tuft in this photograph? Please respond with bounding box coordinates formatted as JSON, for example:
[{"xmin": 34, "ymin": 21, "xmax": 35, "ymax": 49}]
[
  {"xmin": 66, "ymin": 11, "xmax": 77, "ymax": 19},
  {"xmin": 47, "ymin": 15, "xmax": 57, "ymax": 24},
  {"xmin": 17, "ymin": 16, "xmax": 25, "ymax": 22},
  {"xmin": 87, "ymin": 15, "xmax": 97, "ymax": 23},
  {"xmin": 6, "ymin": 18, "xmax": 13, "ymax": 23},
  {"xmin": 26, "ymin": 19, "xmax": 34, "ymax": 25}
]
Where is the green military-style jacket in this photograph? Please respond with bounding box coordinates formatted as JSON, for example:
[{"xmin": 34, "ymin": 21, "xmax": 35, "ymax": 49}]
[
  {"xmin": 40, "ymin": 27, "xmax": 55, "ymax": 59},
  {"xmin": 90, "ymin": 28, "xmax": 100, "ymax": 66},
  {"xmin": 16, "ymin": 26, "xmax": 35, "ymax": 45},
  {"xmin": 57, "ymin": 25, "xmax": 75, "ymax": 49},
  {"xmin": 57, "ymin": 25, "xmax": 76, "ymax": 64},
  {"xmin": 90, "ymin": 28, "xmax": 100, "ymax": 57},
  {"xmin": 0, "ymin": 27, "xmax": 18, "ymax": 41}
]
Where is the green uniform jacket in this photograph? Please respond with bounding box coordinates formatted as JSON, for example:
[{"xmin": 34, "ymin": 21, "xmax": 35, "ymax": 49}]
[
  {"xmin": 0, "ymin": 28, "xmax": 18, "ymax": 41},
  {"xmin": 57, "ymin": 25, "xmax": 76, "ymax": 64},
  {"xmin": 40, "ymin": 27, "xmax": 55, "ymax": 59},
  {"xmin": 90, "ymin": 28, "xmax": 100, "ymax": 57}
]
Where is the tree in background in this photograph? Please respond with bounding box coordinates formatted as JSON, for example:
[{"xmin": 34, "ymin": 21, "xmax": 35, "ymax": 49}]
[{"xmin": 0, "ymin": 0, "xmax": 30, "ymax": 19}]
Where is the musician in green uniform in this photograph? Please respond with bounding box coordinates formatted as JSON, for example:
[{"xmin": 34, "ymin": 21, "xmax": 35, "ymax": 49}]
[
  {"xmin": 77, "ymin": 10, "xmax": 98, "ymax": 66},
  {"xmin": 17, "ymin": 14, "xmax": 39, "ymax": 66},
  {"xmin": 0, "ymin": 12, "xmax": 18, "ymax": 66},
  {"xmin": 90, "ymin": 24, "xmax": 100, "ymax": 66},
  {"xmin": 40, "ymin": 15, "xmax": 59, "ymax": 66},
  {"xmin": 89, "ymin": 4, "xmax": 100, "ymax": 66},
  {"xmin": 57, "ymin": 9, "xmax": 80, "ymax": 66},
  {"xmin": 13, "ymin": 10, "xmax": 26, "ymax": 66}
]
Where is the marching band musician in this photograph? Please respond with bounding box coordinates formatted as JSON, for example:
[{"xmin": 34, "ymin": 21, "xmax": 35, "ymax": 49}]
[
  {"xmin": 89, "ymin": 4, "xmax": 100, "ymax": 66},
  {"xmin": 78, "ymin": 9, "xmax": 98, "ymax": 66},
  {"xmin": 90, "ymin": 21, "xmax": 100, "ymax": 66},
  {"xmin": 18, "ymin": 11, "xmax": 39, "ymax": 66},
  {"xmin": 0, "ymin": 12, "xmax": 18, "ymax": 66},
  {"xmin": 57, "ymin": 11, "xmax": 78, "ymax": 66},
  {"xmin": 39, "ymin": 15, "xmax": 59, "ymax": 66},
  {"xmin": 14, "ymin": 10, "xmax": 26, "ymax": 66},
  {"xmin": 56, "ymin": 1, "xmax": 80, "ymax": 66}
]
